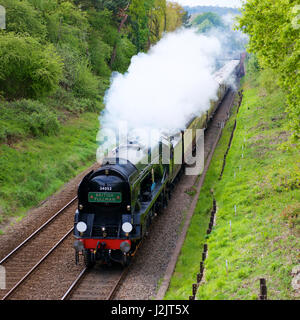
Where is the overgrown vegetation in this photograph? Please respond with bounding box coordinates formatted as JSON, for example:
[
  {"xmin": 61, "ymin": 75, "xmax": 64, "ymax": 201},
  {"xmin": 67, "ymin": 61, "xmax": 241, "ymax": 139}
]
[
  {"xmin": 165, "ymin": 68, "xmax": 299, "ymax": 300},
  {"xmin": 238, "ymin": 0, "xmax": 300, "ymax": 142}
]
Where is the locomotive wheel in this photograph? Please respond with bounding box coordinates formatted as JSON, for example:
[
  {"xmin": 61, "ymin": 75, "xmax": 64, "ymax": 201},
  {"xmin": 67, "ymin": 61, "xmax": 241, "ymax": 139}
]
[{"xmin": 83, "ymin": 249, "xmax": 95, "ymax": 268}]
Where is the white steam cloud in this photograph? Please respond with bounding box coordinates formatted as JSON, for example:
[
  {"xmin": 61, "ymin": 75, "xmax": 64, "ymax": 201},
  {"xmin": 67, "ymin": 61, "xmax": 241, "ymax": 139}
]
[{"xmin": 101, "ymin": 28, "xmax": 222, "ymax": 134}]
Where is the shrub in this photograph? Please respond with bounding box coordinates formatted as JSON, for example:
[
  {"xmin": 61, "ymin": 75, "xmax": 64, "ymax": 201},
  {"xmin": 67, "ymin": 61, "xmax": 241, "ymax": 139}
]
[
  {"xmin": 46, "ymin": 1, "xmax": 88, "ymax": 53},
  {"xmin": 1, "ymin": 0, "xmax": 47, "ymax": 39},
  {"xmin": 73, "ymin": 59, "xmax": 100, "ymax": 100},
  {"xmin": 246, "ymin": 54, "xmax": 260, "ymax": 76},
  {"xmin": 88, "ymin": 31, "xmax": 112, "ymax": 77},
  {"xmin": 112, "ymin": 37, "xmax": 136, "ymax": 73},
  {"xmin": 0, "ymin": 33, "xmax": 63, "ymax": 99},
  {"xmin": 0, "ymin": 99, "xmax": 60, "ymax": 142}
]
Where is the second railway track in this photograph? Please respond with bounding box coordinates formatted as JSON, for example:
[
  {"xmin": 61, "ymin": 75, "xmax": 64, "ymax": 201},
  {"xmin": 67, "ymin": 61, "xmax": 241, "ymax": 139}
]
[{"xmin": 0, "ymin": 197, "xmax": 77, "ymax": 300}]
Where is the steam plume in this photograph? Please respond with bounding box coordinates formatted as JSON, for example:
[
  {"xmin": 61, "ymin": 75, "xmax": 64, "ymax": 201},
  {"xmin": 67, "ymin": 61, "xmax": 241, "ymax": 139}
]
[{"xmin": 101, "ymin": 28, "xmax": 222, "ymax": 134}]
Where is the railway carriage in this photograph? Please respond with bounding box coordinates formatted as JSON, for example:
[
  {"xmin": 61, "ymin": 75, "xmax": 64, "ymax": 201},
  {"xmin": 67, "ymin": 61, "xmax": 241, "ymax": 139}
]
[{"xmin": 73, "ymin": 59, "xmax": 241, "ymax": 267}]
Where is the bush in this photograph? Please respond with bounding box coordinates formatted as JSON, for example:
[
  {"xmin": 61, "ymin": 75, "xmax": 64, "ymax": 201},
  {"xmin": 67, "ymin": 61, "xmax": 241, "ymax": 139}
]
[
  {"xmin": 112, "ymin": 37, "xmax": 136, "ymax": 73},
  {"xmin": 0, "ymin": 99, "xmax": 60, "ymax": 142},
  {"xmin": 55, "ymin": 43, "xmax": 81, "ymax": 90},
  {"xmin": 73, "ymin": 59, "xmax": 100, "ymax": 100},
  {"xmin": 246, "ymin": 54, "xmax": 260, "ymax": 76},
  {"xmin": 0, "ymin": 33, "xmax": 63, "ymax": 99},
  {"xmin": 88, "ymin": 31, "xmax": 112, "ymax": 77},
  {"xmin": 1, "ymin": 0, "xmax": 47, "ymax": 39},
  {"xmin": 46, "ymin": 1, "xmax": 88, "ymax": 54}
]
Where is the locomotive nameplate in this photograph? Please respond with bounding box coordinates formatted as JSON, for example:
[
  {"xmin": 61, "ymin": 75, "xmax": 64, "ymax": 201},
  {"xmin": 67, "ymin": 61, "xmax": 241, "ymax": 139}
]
[{"xmin": 88, "ymin": 192, "xmax": 122, "ymax": 203}]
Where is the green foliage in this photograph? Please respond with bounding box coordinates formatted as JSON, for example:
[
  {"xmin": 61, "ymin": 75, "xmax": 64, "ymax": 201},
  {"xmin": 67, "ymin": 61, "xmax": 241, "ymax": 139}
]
[
  {"xmin": 196, "ymin": 18, "xmax": 214, "ymax": 33},
  {"xmin": 88, "ymin": 31, "xmax": 112, "ymax": 77},
  {"xmin": 46, "ymin": 1, "xmax": 89, "ymax": 53},
  {"xmin": 128, "ymin": 0, "xmax": 153, "ymax": 52},
  {"xmin": 238, "ymin": 0, "xmax": 300, "ymax": 141},
  {"xmin": 192, "ymin": 12, "xmax": 224, "ymax": 30},
  {"xmin": 259, "ymin": 69, "xmax": 280, "ymax": 95},
  {"xmin": 72, "ymin": 59, "xmax": 100, "ymax": 100},
  {"xmin": 0, "ymin": 32, "xmax": 63, "ymax": 99},
  {"xmin": 0, "ymin": 0, "xmax": 186, "ymax": 104},
  {"xmin": 0, "ymin": 0, "xmax": 47, "ymax": 39},
  {"xmin": 87, "ymin": 8, "xmax": 118, "ymax": 48},
  {"xmin": 111, "ymin": 36, "xmax": 136, "ymax": 73},
  {"xmin": 0, "ymin": 99, "xmax": 60, "ymax": 143},
  {"xmin": 246, "ymin": 54, "xmax": 260, "ymax": 76}
]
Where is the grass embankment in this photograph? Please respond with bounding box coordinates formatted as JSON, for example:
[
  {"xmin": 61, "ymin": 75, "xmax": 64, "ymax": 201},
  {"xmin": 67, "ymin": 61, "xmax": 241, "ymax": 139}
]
[
  {"xmin": 165, "ymin": 73, "xmax": 300, "ymax": 300},
  {"xmin": 0, "ymin": 111, "xmax": 99, "ymax": 231}
]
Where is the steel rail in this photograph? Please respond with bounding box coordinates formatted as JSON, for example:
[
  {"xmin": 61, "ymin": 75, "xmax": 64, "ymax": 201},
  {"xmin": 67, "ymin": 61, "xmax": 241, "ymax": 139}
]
[
  {"xmin": 2, "ymin": 227, "xmax": 74, "ymax": 300},
  {"xmin": 106, "ymin": 267, "xmax": 129, "ymax": 300},
  {"xmin": 0, "ymin": 196, "xmax": 77, "ymax": 265},
  {"xmin": 61, "ymin": 267, "xmax": 87, "ymax": 300},
  {"xmin": 63, "ymin": 239, "xmax": 145, "ymax": 300}
]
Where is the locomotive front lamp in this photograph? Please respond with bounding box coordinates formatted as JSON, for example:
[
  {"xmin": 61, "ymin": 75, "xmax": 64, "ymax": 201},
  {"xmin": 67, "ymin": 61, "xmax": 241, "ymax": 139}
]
[
  {"xmin": 76, "ymin": 221, "xmax": 87, "ymax": 234},
  {"xmin": 79, "ymin": 204, "xmax": 83, "ymax": 210},
  {"xmin": 127, "ymin": 205, "xmax": 131, "ymax": 211},
  {"xmin": 122, "ymin": 222, "xmax": 133, "ymax": 233}
]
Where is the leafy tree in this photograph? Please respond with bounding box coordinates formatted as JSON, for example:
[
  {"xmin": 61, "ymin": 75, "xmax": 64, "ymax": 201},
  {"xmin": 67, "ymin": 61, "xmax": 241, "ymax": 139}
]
[
  {"xmin": 88, "ymin": 31, "xmax": 112, "ymax": 77},
  {"xmin": 0, "ymin": 0, "xmax": 47, "ymax": 39},
  {"xmin": 238, "ymin": 0, "xmax": 300, "ymax": 140},
  {"xmin": 165, "ymin": 1, "xmax": 185, "ymax": 32},
  {"xmin": 128, "ymin": 0, "xmax": 153, "ymax": 52},
  {"xmin": 73, "ymin": 58, "xmax": 100, "ymax": 100},
  {"xmin": 111, "ymin": 36, "xmax": 136, "ymax": 72},
  {"xmin": 0, "ymin": 33, "xmax": 63, "ymax": 99},
  {"xmin": 192, "ymin": 12, "xmax": 224, "ymax": 28},
  {"xmin": 46, "ymin": 1, "xmax": 89, "ymax": 53},
  {"xmin": 147, "ymin": 0, "xmax": 166, "ymax": 46}
]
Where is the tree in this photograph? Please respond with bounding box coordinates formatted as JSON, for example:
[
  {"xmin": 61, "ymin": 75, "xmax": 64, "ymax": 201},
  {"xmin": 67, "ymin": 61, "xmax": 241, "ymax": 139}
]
[
  {"xmin": 165, "ymin": 1, "xmax": 185, "ymax": 32},
  {"xmin": 0, "ymin": 33, "xmax": 63, "ymax": 99},
  {"xmin": 192, "ymin": 12, "xmax": 224, "ymax": 33},
  {"xmin": 1, "ymin": 0, "xmax": 47, "ymax": 39},
  {"xmin": 128, "ymin": 0, "xmax": 153, "ymax": 52},
  {"xmin": 238, "ymin": 0, "xmax": 300, "ymax": 140},
  {"xmin": 147, "ymin": 0, "xmax": 166, "ymax": 47}
]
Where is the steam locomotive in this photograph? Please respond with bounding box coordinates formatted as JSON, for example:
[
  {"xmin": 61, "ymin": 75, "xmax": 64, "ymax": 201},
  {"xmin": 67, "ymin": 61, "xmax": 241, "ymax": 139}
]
[{"xmin": 73, "ymin": 60, "xmax": 241, "ymax": 267}]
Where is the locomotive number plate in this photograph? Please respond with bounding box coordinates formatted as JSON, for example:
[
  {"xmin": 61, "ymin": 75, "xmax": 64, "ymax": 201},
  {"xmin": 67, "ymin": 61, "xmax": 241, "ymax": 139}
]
[{"xmin": 88, "ymin": 192, "xmax": 122, "ymax": 203}]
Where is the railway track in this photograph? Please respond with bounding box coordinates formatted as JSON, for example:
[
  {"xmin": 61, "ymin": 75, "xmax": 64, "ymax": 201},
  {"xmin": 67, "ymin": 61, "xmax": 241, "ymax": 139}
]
[
  {"xmin": 62, "ymin": 239, "xmax": 145, "ymax": 300},
  {"xmin": 0, "ymin": 197, "xmax": 77, "ymax": 300},
  {"xmin": 61, "ymin": 265, "xmax": 128, "ymax": 300}
]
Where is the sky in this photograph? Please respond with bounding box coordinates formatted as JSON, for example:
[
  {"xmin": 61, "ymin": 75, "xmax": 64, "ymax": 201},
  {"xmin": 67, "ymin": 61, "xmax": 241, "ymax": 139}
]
[{"xmin": 170, "ymin": 0, "xmax": 242, "ymax": 8}]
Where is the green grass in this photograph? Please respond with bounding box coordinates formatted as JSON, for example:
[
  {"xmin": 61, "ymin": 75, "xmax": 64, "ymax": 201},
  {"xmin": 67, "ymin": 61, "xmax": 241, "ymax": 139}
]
[
  {"xmin": 164, "ymin": 96, "xmax": 241, "ymax": 299},
  {"xmin": 0, "ymin": 112, "xmax": 100, "ymax": 226},
  {"xmin": 165, "ymin": 72, "xmax": 300, "ymax": 300}
]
